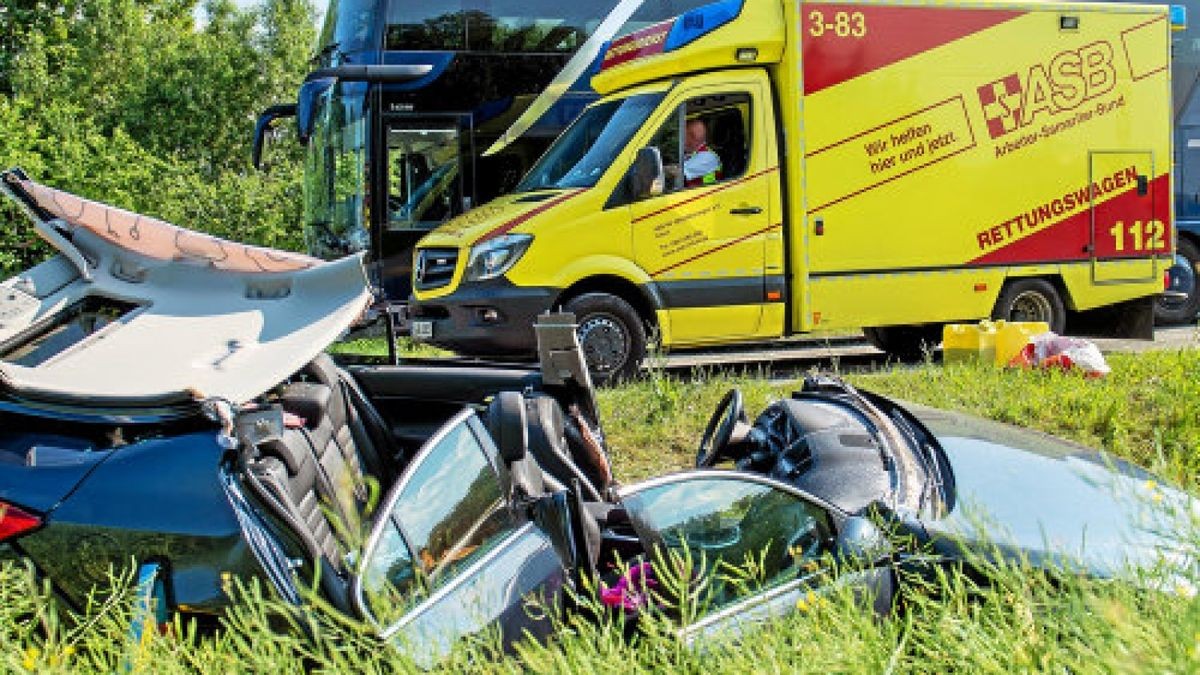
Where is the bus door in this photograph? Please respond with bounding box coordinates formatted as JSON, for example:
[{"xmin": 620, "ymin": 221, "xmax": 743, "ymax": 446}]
[
  {"xmin": 1089, "ymin": 151, "xmax": 1164, "ymax": 283},
  {"xmin": 379, "ymin": 113, "xmax": 470, "ymax": 299}
]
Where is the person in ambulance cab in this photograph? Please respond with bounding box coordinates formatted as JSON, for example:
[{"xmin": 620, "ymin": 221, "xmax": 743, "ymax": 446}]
[
  {"xmin": 682, "ymin": 118, "xmax": 723, "ymax": 187},
  {"xmin": 664, "ymin": 118, "xmax": 723, "ymax": 190}
]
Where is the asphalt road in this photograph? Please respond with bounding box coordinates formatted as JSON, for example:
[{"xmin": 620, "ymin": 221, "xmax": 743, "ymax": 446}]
[{"xmin": 655, "ymin": 324, "xmax": 1200, "ymax": 375}]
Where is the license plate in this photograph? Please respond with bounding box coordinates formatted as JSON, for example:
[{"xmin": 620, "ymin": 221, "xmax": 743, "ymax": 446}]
[{"xmin": 411, "ymin": 320, "xmax": 434, "ymax": 340}]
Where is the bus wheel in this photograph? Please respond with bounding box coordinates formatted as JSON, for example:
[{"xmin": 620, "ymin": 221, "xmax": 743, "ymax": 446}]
[
  {"xmin": 564, "ymin": 293, "xmax": 647, "ymax": 384},
  {"xmin": 863, "ymin": 324, "xmax": 942, "ymax": 361},
  {"xmin": 992, "ymin": 278, "xmax": 1066, "ymax": 333},
  {"xmin": 1155, "ymin": 238, "xmax": 1200, "ymax": 325}
]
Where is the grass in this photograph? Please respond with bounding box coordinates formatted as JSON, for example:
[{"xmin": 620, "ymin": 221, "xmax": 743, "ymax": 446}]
[
  {"xmin": 4, "ymin": 350, "xmax": 1200, "ymax": 672},
  {"xmin": 328, "ymin": 336, "xmax": 451, "ymax": 359}
]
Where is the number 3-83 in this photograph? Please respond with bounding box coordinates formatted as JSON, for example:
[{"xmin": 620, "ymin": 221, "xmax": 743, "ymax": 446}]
[{"xmin": 808, "ymin": 10, "xmax": 866, "ymax": 37}]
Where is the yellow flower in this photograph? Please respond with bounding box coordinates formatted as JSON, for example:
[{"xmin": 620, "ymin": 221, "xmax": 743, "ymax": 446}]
[
  {"xmin": 1144, "ymin": 479, "xmax": 1158, "ymax": 491},
  {"xmin": 1152, "ymin": 491, "xmax": 1164, "ymax": 504},
  {"xmin": 62, "ymin": 645, "xmax": 76, "ymax": 657},
  {"xmin": 797, "ymin": 590, "xmax": 825, "ymax": 613},
  {"xmin": 21, "ymin": 646, "xmax": 40, "ymax": 671}
]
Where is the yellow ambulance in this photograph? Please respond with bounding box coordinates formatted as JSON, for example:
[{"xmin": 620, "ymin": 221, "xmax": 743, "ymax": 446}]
[{"xmin": 410, "ymin": 0, "xmax": 1174, "ymax": 379}]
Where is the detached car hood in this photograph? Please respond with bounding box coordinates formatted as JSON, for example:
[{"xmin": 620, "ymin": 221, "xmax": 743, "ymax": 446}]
[
  {"xmin": 420, "ymin": 189, "xmax": 586, "ymax": 248},
  {"xmin": 912, "ymin": 406, "xmax": 1196, "ymax": 579},
  {"xmin": 0, "ymin": 169, "xmax": 372, "ymax": 406}
]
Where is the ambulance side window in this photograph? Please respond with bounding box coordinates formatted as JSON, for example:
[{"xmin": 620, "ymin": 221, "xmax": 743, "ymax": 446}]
[{"xmin": 646, "ymin": 92, "xmax": 751, "ymax": 196}]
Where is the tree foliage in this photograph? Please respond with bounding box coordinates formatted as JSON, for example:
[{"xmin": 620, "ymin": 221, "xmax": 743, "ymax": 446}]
[{"xmin": 0, "ymin": 0, "xmax": 315, "ymax": 274}]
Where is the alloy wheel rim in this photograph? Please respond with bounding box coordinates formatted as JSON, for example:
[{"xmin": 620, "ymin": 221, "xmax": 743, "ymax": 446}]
[
  {"xmin": 577, "ymin": 314, "xmax": 629, "ymax": 373},
  {"xmin": 1009, "ymin": 290, "xmax": 1054, "ymax": 324}
]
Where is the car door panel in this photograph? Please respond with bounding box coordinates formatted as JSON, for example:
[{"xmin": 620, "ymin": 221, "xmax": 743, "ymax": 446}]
[
  {"xmin": 680, "ymin": 567, "xmax": 894, "ymax": 645},
  {"xmin": 354, "ymin": 410, "xmax": 569, "ymax": 666},
  {"xmin": 619, "ymin": 472, "xmax": 846, "ymax": 626},
  {"xmin": 385, "ymin": 524, "xmax": 566, "ymax": 665}
]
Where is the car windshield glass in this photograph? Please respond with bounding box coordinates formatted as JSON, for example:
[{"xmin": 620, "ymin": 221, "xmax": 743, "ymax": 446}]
[
  {"xmin": 515, "ymin": 92, "xmax": 664, "ymax": 192},
  {"xmin": 359, "ymin": 413, "xmax": 515, "ymax": 627}
]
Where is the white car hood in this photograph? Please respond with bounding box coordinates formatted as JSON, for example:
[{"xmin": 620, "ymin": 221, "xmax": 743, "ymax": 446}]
[{"xmin": 0, "ymin": 170, "xmax": 372, "ymax": 406}]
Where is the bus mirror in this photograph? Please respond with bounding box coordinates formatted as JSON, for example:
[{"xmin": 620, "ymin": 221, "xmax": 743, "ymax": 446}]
[
  {"xmin": 297, "ymin": 78, "xmax": 335, "ymax": 145},
  {"xmin": 252, "ymin": 104, "xmax": 296, "ymax": 170},
  {"xmin": 628, "ymin": 147, "xmax": 665, "ymax": 201}
]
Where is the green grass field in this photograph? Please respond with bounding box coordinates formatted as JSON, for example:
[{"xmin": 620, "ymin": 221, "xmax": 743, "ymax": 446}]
[{"xmin": 4, "ymin": 351, "xmax": 1199, "ymax": 673}]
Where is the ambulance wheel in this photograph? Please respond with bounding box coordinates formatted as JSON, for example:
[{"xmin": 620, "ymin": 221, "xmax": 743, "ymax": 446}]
[
  {"xmin": 1155, "ymin": 238, "xmax": 1200, "ymax": 325},
  {"xmin": 992, "ymin": 278, "xmax": 1066, "ymax": 333},
  {"xmin": 863, "ymin": 324, "xmax": 943, "ymax": 361},
  {"xmin": 564, "ymin": 293, "xmax": 647, "ymax": 384}
]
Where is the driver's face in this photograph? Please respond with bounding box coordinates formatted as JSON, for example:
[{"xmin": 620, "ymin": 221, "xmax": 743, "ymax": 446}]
[{"xmin": 685, "ymin": 120, "xmax": 707, "ymax": 152}]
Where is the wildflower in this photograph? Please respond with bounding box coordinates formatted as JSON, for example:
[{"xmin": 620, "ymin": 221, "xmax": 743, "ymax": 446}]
[
  {"xmin": 1144, "ymin": 479, "xmax": 1158, "ymax": 491},
  {"xmin": 21, "ymin": 646, "xmax": 40, "ymax": 671},
  {"xmin": 797, "ymin": 590, "xmax": 819, "ymax": 612}
]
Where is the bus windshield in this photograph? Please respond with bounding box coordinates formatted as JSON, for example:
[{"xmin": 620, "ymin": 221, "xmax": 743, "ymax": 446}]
[
  {"xmin": 516, "ymin": 92, "xmax": 664, "ymax": 192},
  {"xmin": 304, "ymin": 81, "xmax": 371, "ymax": 258},
  {"xmin": 315, "ymin": 1, "xmax": 719, "ymax": 56}
]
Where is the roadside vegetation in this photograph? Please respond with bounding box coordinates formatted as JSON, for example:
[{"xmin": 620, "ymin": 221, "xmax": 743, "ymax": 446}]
[
  {"xmin": 3, "ymin": 350, "xmax": 1198, "ymax": 672},
  {"xmin": 0, "ymin": 0, "xmax": 314, "ymax": 276}
]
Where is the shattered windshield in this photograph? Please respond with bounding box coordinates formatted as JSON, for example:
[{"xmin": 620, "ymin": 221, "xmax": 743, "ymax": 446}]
[{"xmin": 516, "ymin": 92, "xmax": 664, "ymax": 192}]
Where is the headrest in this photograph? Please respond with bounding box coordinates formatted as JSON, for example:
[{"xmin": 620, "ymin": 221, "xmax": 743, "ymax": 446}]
[
  {"xmin": 258, "ymin": 430, "xmax": 309, "ymax": 476},
  {"xmin": 487, "ymin": 391, "xmax": 528, "ymax": 464},
  {"xmin": 279, "ymin": 381, "xmax": 332, "ymax": 429},
  {"xmin": 526, "ymin": 395, "xmax": 567, "ymax": 453}
]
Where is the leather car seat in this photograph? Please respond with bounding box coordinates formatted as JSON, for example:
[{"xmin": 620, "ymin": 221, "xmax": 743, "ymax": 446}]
[{"xmin": 486, "ymin": 391, "xmax": 545, "ymax": 500}]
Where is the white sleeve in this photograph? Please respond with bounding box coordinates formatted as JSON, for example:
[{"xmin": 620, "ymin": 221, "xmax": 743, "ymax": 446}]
[{"xmin": 683, "ymin": 150, "xmax": 721, "ymax": 180}]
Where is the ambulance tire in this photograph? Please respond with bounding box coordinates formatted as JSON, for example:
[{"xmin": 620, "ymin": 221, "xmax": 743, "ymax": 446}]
[
  {"xmin": 863, "ymin": 325, "xmax": 943, "ymax": 362},
  {"xmin": 564, "ymin": 293, "xmax": 647, "ymax": 385},
  {"xmin": 992, "ymin": 278, "xmax": 1066, "ymax": 334},
  {"xmin": 1154, "ymin": 237, "xmax": 1200, "ymax": 325}
]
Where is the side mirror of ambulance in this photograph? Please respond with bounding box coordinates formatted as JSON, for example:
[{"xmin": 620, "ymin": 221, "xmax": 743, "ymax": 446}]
[{"xmin": 628, "ymin": 147, "xmax": 665, "ymax": 201}]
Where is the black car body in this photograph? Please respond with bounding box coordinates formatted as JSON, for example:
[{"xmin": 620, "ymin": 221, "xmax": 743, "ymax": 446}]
[{"xmin": 0, "ymin": 170, "xmax": 1194, "ymax": 661}]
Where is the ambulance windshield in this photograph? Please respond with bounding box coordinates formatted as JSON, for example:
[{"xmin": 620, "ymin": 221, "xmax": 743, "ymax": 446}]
[{"xmin": 516, "ymin": 92, "xmax": 664, "ymax": 192}]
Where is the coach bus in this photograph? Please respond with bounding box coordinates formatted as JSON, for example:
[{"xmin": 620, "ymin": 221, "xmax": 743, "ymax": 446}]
[{"xmin": 254, "ymin": 1, "xmax": 714, "ymax": 302}]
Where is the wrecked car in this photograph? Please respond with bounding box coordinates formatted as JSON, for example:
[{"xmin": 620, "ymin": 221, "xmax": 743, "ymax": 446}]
[{"xmin": 0, "ymin": 170, "xmax": 1194, "ymax": 662}]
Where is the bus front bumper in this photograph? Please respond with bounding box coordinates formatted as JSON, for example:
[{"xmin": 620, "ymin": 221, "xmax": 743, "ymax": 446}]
[{"xmin": 409, "ymin": 279, "xmax": 557, "ymax": 357}]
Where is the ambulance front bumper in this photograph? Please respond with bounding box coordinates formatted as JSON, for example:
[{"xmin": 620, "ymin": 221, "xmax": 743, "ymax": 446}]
[{"xmin": 409, "ymin": 279, "xmax": 556, "ymax": 357}]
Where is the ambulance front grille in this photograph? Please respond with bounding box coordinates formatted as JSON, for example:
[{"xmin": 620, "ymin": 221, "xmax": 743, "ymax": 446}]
[{"xmin": 414, "ymin": 248, "xmax": 458, "ymax": 291}]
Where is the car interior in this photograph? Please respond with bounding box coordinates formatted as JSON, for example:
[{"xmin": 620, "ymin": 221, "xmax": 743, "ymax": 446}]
[{"xmin": 232, "ymin": 350, "xmax": 621, "ymax": 615}]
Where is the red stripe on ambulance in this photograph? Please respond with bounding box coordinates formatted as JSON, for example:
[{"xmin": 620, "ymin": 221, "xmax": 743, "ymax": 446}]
[
  {"xmin": 802, "ymin": 5, "xmax": 1025, "ymax": 95},
  {"xmin": 969, "ymin": 172, "xmax": 1170, "ymax": 265}
]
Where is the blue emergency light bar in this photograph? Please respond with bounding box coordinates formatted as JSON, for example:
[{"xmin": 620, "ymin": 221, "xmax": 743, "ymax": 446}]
[{"xmin": 1171, "ymin": 4, "xmax": 1187, "ymax": 31}]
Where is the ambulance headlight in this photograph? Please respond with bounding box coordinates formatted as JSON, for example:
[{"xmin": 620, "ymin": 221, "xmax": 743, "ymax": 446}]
[{"xmin": 465, "ymin": 234, "xmax": 533, "ymax": 281}]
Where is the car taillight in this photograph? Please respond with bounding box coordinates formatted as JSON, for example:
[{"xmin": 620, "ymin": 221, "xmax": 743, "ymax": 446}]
[{"xmin": 0, "ymin": 501, "xmax": 42, "ymax": 542}]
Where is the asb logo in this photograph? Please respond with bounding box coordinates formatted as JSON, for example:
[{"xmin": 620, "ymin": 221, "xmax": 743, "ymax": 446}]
[{"xmin": 976, "ymin": 41, "xmax": 1117, "ymax": 139}]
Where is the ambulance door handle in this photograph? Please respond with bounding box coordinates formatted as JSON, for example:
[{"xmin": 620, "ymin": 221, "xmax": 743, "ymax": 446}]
[
  {"xmin": 730, "ymin": 206, "xmax": 762, "ymax": 216},
  {"xmin": 1137, "ymin": 175, "xmax": 1148, "ymax": 195}
]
